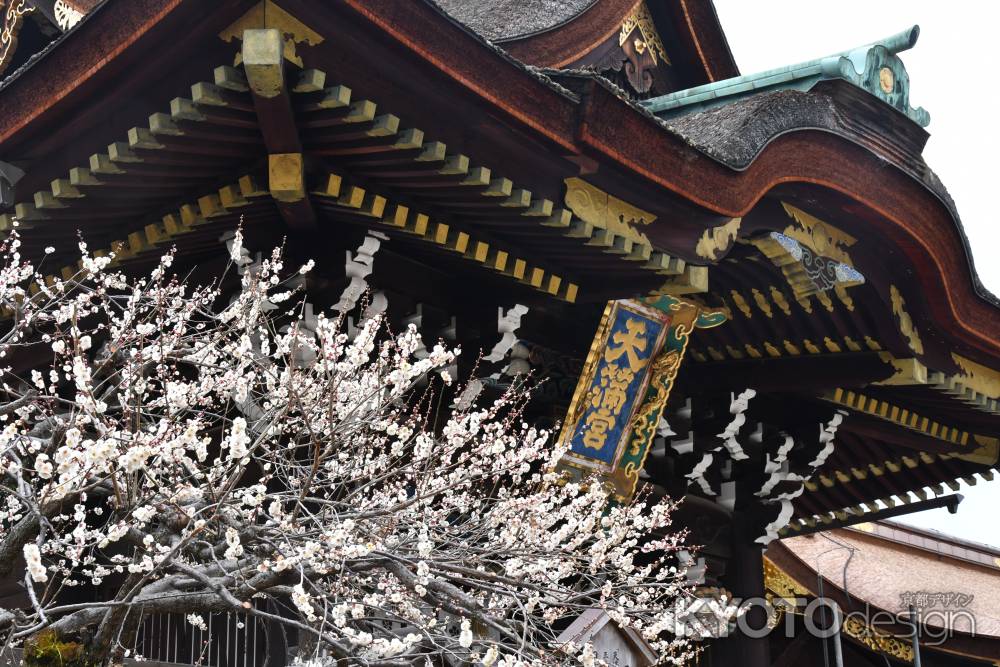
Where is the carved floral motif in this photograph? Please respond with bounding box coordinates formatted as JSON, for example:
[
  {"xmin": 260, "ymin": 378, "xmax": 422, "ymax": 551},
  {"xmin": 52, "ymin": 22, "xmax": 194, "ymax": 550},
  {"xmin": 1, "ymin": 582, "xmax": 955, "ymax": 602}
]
[
  {"xmin": 781, "ymin": 202, "xmax": 857, "ymax": 266},
  {"xmin": 695, "ymin": 218, "xmax": 741, "ymax": 261},
  {"xmin": 564, "ymin": 177, "xmax": 655, "ymax": 247},
  {"xmin": 889, "ymin": 284, "xmax": 924, "ymax": 355},
  {"xmin": 53, "ymin": 0, "xmax": 83, "ymax": 30},
  {"xmin": 842, "ymin": 615, "xmax": 915, "ymax": 662}
]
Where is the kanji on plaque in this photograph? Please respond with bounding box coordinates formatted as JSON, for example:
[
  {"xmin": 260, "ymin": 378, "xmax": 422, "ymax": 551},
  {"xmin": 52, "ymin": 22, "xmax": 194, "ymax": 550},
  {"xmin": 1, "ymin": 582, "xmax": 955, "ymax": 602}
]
[
  {"xmin": 558, "ymin": 296, "xmax": 726, "ymax": 500},
  {"xmin": 565, "ymin": 302, "xmax": 667, "ymax": 466}
]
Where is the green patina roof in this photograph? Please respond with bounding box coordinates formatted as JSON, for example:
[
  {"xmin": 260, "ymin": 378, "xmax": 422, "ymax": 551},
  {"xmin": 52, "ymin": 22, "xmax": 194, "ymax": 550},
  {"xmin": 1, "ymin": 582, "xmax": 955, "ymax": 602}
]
[{"xmin": 642, "ymin": 25, "xmax": 929, "ymax": 127}]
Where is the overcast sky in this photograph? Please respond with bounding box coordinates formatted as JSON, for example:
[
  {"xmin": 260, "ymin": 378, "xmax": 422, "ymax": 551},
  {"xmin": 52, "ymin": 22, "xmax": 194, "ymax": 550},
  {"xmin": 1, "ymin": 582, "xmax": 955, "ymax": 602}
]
[{"xmin": 712, "ymin": 1, "xmax": 1000, "ymax": 547}]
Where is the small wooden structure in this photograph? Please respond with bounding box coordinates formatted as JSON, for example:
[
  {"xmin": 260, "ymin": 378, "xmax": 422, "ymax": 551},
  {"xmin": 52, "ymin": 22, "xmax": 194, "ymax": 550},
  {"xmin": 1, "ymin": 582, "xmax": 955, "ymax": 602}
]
[{"xmin": 557, "ymin": 608, "xmax": 658, "ymax": 667}]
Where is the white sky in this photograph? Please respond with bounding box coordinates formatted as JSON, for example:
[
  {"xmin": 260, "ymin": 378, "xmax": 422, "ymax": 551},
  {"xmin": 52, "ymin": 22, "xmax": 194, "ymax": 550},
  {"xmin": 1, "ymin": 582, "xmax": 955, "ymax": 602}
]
[{"xmin": 712, "ymin": 1, "xmax": 1000, "ymax": 547}]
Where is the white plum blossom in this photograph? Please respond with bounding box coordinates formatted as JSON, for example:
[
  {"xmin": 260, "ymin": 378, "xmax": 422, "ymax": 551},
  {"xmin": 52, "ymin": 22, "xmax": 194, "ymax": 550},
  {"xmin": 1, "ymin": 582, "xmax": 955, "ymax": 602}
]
[
  {"xmin": 122, "ymin": 445, "xmax": 152, "ymax": 473},
  {"xmin": 225, "ymin": 417, "xmax": 250, "ymax": 461},
  {"xmin": 34, "ymin": 453, "xmax": 52, "ymax": 479},
  {"xmin": 133, "ymin": 505, "xmax": 156, "ymax": 523},
  {"xmin": 459, "ymin": 618, "xmax": 474, "ymax": 649},
  {"xmin": 23, "ymin": 543, "xmax": 47, "ymax": 583},
  {"xmin": 224, "ymin": 527, "xmax": 243, "ymax": 559},
  {"xmin": 292, "ymin": 583, "xmax": 317, "ymax": 623},
  {"xmin": 186, "ymin": 614, "xmax": 207, "ymax": 631},
  {"xmin": 0, "ymin": 231, "xmax": 698, "ymax": 665}
]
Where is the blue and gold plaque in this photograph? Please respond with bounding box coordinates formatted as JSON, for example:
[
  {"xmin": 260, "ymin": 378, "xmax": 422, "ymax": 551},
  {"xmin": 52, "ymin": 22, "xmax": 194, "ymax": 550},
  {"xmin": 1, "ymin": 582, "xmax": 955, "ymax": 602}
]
[
  {"xmin": 565, "ymin": 301, "xmax": 668, "ymax": 468},
  {"xmin": 558, "ymin": 296, "xmax": 726, "ymax": 500}
]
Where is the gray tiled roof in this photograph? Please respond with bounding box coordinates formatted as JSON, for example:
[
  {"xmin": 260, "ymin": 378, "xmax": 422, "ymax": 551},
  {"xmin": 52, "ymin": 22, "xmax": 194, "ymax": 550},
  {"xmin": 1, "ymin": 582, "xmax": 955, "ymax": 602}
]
[{"xmin": 433, "ymin": 0, "xmax": 598, "ymax": 42}]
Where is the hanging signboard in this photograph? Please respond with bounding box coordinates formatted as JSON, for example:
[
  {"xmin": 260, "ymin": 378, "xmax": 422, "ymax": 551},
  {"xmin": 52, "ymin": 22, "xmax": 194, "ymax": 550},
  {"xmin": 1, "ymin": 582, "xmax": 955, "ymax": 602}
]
[{"xmin": 557, "ymin": 296, "xmax": 725, "ymax": 500}]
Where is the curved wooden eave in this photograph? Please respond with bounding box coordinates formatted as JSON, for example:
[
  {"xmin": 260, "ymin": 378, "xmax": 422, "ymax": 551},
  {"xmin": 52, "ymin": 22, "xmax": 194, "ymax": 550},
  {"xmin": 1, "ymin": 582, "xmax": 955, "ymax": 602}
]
[
  {"xmin": 574, "ymin": 79, "xmax": 1000, "ymax": 365},
  {"xmin": 497, "ymin": 0, "xmax": 740, "ymax": 84},
  {"xmin": 499, "ymin": 0, "xmax": 639, "ymax": 69}
]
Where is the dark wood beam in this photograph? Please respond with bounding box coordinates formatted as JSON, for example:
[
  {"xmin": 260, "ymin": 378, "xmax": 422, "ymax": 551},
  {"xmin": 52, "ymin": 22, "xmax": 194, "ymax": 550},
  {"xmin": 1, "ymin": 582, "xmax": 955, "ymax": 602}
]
[
  {"xmin": 841, "ymin": 412, "xmax": 969, "ymax": 456},
  {"xmin": 681, "ymin": 351, "xmax": 895, "ymax": 393},
  {"xmin": 242, "ymin": 28, "xmax": 316, "ymax": 231},
  {"xmin": 784, "ymin": 494, "xmax": 962, "ymax": 538}
]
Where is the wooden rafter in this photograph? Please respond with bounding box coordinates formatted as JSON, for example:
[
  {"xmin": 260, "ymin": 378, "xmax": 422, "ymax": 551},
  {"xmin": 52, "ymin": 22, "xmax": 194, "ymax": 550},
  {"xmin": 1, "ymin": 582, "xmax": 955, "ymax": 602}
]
[
  {"xmin": 241, "ymin": 27, "xmax": 316, "ymax": 231},
  {"xmin": 312, "ymin": 171, "xmax": 579, "ymax": 303}
]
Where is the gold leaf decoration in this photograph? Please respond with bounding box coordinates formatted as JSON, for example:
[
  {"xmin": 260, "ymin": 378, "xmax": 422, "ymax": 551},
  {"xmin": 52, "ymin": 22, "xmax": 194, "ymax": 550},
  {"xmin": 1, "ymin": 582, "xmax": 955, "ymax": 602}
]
[
  {"xmin": 695, "ymin": 217, "xmax": 741, "ymax": 261},
  {"xmin": 0, "ymin": 0, "xmax": 34, "ymax": 76},
  {"xmin": 619, "ymin": 2, "xmax": 669, "ymax": 65},
  {"xmin": 889, "ymin": 285, "xmax": 924, "ymax": 355}
]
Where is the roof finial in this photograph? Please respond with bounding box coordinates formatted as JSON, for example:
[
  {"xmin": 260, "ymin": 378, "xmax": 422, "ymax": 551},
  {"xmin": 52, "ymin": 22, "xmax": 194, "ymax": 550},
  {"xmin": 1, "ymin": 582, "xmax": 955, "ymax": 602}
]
[{"xmin": 643, "ymin": 24, "xmax": 930, "ymax": 127}]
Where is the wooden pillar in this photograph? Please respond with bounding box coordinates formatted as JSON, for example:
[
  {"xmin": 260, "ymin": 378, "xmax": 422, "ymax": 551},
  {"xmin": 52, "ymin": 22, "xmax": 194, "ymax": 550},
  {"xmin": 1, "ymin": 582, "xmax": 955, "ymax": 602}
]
[{"xmin": 714, "ymin": 511, "xmax": 772, "ymax": 667}]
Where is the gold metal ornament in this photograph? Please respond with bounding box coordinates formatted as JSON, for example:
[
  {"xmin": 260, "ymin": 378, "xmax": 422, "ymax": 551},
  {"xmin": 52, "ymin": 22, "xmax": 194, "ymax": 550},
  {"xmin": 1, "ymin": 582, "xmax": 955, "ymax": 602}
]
[
  {"xmin": 879, "ymin": 66, "xmax": 895, "ymax": 93},
  {"xmin": 0, "ymin": 0, "xmax": 33, "ymax": 77},
  {"xmin": 619, "ymin": 2, "xmax": 669, "ymax": 66}
]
